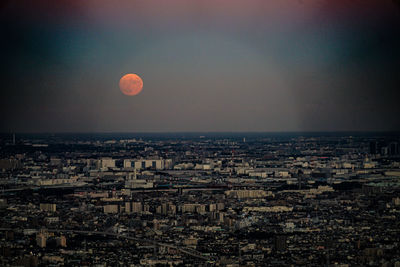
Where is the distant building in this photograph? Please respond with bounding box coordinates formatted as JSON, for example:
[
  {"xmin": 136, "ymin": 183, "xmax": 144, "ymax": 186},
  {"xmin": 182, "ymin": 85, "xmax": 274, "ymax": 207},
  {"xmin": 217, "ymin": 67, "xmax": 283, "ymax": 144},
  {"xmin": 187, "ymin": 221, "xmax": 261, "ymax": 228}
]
[
  {"xmin": 57, "ymin": 235, "xmax": 67, "ymax": 247},
  {"xmin": 36, "ymin": 233, "xmax": 47, "ymax": 248},
  {"xmin": 370, "ymin": 141, "xmax": 378, "ymax": 154},
  {"xmin": 126, "ymin": 201, "xmax": 142, "ymax": 213},
  {"xmin": 123, "ymin": 159, "xmax": 172, "ymax": 170},
  {"xmin": 125, "ymin": 179, "xmax": 153, "ymax": 189},
  {"xmin": 125, "ymin": 202, "xmax": 131, "ymax": 213},
  {"xmin": 0, "ymin": 159, "xmax": 21, "ymax": 170},
  {"xmin": 389, "ymin": 142, "xmax": 399, "ymax": 155},
  {"xmin": 99, "ymin": 158, "xmax": 115, "ymax": 169},
  {"xmin": 132, "ymin": 202, "xmax": 143, "ymax": 213},
  {"xmin": 183, "ymin": 237, "xmax": 198, "ymax": 247},
  {"xmin": 45, "ymin": 217, "xmax": 59, "ymax": 224},
  {"xmin": 168, "ymin": 204, "xmax": 176, "ymax": 215},
  {"xmin": 0, "ymin": 199, "xmax": 7, "ymax": 209},
  {"xmin": 275, "ymin": 235, "xmax": 287, "ymax": 252},
  {"xmin": 209, "ymin": 203, "xmax": 217, "ymax": 212},
  {"xmin": 40, "ymin": 203, "xmax": 56, "ymax": 212},
  {"xmin": 182, "ymin": 203, "xmax": 197, "ymax": 213},
  {"xmin": 103, "ymin": 204, "xmax": 119, "ymax": 213},
  {"xmin": 225, "ymin": 190, "xmax": 272, "ymax": 199}
]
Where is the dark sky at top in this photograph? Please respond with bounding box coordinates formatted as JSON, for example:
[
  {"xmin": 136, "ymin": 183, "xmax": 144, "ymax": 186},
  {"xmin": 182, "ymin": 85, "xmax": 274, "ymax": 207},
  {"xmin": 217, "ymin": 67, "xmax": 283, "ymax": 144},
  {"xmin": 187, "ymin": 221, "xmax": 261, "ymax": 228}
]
[{"xmin": 1, "ymin": 0, "xmax": 400, "ymax": 133}]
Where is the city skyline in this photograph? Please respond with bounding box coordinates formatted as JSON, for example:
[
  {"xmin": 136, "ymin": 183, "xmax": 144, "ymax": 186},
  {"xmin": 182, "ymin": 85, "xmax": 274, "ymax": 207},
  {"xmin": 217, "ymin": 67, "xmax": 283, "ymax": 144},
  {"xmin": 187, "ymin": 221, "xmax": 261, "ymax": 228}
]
[{"xmin": 1, "ymin": 132, "xmax": 399, "ymax": 265}]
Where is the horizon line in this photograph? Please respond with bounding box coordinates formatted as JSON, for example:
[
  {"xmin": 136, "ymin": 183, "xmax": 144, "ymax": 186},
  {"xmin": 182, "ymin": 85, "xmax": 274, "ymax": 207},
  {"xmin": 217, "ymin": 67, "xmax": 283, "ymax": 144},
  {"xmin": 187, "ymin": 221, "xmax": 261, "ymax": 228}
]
[{"xmin": 2, "ymin": 130, "xmax": 400, "ymax": 135}]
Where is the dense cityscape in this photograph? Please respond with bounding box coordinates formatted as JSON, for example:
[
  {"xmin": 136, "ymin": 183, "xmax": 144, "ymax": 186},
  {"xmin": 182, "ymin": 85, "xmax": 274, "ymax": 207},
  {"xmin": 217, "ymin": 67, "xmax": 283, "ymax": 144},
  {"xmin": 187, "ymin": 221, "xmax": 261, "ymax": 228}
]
[
  {"xmin": 2, "ymin": 0, "xmax": 400, "ymax": 266},
  {"xmin": 0, "ymin": 133, "xmax": 399, "ymax": 266}
]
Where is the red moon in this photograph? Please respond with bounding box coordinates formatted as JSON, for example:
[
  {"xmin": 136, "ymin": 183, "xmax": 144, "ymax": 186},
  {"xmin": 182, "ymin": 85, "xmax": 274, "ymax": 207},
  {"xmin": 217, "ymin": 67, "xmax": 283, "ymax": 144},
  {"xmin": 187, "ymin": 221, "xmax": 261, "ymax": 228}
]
[{"xmin": 119, "ymin": 74, "xmax": 143, "ymax": 96}]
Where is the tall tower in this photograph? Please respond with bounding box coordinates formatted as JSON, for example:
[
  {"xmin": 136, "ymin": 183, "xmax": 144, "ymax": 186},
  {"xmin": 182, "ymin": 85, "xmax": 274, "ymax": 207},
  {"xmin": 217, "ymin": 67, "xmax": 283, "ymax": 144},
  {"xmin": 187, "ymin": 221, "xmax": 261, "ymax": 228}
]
[{"xmin": 12, "ymin": 133, "xmax": 15, "ymax": 145}]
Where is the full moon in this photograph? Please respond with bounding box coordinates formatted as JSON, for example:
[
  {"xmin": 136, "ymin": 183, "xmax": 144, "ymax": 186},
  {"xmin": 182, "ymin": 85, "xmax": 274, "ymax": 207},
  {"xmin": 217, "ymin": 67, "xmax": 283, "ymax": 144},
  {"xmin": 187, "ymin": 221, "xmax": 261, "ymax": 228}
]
[{"xmin": 119, "ymin": 73, "xmax": 143, "ymax": 96}]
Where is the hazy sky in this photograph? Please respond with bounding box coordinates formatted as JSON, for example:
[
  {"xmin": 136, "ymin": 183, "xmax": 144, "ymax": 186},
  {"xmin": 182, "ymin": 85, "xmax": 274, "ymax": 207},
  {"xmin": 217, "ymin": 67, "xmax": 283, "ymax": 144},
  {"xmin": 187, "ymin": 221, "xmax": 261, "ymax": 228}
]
[{"xmin": 1, "ymin": 0, "xmax": 400, "ymax": 132}]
